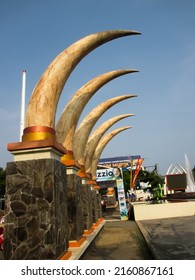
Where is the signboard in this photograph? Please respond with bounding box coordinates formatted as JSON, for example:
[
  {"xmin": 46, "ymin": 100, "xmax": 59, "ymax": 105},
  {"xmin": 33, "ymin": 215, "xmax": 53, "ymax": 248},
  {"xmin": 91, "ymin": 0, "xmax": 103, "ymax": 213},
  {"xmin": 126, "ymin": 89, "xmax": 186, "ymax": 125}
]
[
  {"xmin": 96, "ymin": 167, "xmax": 123, "ymax": 182},
  {"xmin": 97, "ymin": 180, "xmax": 116, "ymax": 189},
  {"xmin": 98, "ymin": 155, "xmax": 141, "ymax": 170},
  {"xmin": 116, "ymin": 179, "xmax": 128, "ymax": 221},
  {"xmin": 96, "ymin": 167, "xmax": 128, "ymax": 220},
  {"xmin": 166, "ymin": 174, "xmax": 187, "ymax": 190}
]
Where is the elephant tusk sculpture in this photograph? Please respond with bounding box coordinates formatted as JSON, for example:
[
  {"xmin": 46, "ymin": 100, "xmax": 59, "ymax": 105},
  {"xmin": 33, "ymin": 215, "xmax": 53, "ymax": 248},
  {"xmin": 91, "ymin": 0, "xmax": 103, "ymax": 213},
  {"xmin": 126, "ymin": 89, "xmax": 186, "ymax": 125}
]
[
  {"xmin": 73, "ymin": 95, "xmax": 137, "ymax": 166},
  {"xmin": 56, "ymin": 69, "xmax": 138, "ymax": 149},
  {"xmin": 25, "ymin": 30, "xmax": 141, "ymax": 131},
  {"xmin": 84, "ymin": 114, "xmax": 134, "ymax": 174},
  {"xmin": 91, "ymin": 126, "xmax": 132, "ymax": 180}
]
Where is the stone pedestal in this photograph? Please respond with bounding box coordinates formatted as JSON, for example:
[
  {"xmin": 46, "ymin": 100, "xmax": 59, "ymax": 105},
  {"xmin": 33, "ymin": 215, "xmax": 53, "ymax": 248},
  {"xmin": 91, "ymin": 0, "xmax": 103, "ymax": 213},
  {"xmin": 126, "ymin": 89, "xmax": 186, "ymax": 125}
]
[
  {"xmin": 91, "ymin": 189, "xmax": 99, "ymax": 224},
  {"xmin": 4, "ymin": 158, "xmax": 68, "ymax": 260},
  {"xmin": 97, "ymin": 192, "xmax": 102, "ymax": 219},
  {"xmin": 82, "ymin": 180, "xmax": 93, "ymax": 233},
  {"xmin": 66, "ymin": 167, "xmax": 84, "ymax": 242}
]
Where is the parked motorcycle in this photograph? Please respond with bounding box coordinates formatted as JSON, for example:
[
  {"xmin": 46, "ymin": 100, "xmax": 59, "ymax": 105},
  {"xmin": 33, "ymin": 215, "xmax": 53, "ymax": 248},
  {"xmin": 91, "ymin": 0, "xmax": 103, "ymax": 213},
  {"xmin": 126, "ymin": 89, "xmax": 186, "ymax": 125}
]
[{"xmin": 0, "ymin": 216, "xmax": 4, "ymax": 250}]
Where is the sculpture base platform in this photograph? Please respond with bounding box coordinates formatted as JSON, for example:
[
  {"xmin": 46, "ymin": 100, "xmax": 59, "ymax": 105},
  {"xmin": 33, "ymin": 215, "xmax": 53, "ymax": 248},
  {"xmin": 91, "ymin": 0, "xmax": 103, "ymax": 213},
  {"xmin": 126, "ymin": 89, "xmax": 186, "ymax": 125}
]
[{"xmin": 7, "ymin": 138, "xmax": 66, "ymax": 162}]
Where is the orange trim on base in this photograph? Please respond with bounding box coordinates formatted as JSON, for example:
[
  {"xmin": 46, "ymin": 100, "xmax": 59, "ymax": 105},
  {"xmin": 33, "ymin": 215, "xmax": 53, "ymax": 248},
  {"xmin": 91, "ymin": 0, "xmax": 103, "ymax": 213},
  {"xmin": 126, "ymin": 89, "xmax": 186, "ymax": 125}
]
[
  {"xmin": 23, "ymin": 126, "xmax": 55, "ymax": 134},
  {"xmin": 7, "ymin": 137, "xmax": 67, "ymax": 154},
  {"xmin": 22, "ymin": 126, "xmax": 56, "ymax": 142},
  {"xmin": 69, "ymin": 236, "xmax": 86, "ymax": 248},
  {"xmin": 22, "ymin": 131, "xmax": 55, "ymax": 142},
  {"xmin": 92, "ymin": 220, "xmax": 101, "ymax": 229},
  {"xmin": 87, "ymin": 180, "xmax": 96, "ymax": 185},
  {"xmin": 61, "ymin": 154, "xmax": 76, "ymax": 166},
  {"xmin": 78, "ymin": 166, "xmax": 91, "ymax": 179},
  {"xmin": 58, "ymin": 250, "xmax": 72, "ymax": 260},
  {"xmin": 94, "ymin": 185, "xmax": 100, "ymax": 190},
  {"xmin": 83, "ymin": 227, "xmax": 94, "ymax": 235},
  {"xmin": 61, "ymin": 151, "xmax": 80, "ymax": 168}
]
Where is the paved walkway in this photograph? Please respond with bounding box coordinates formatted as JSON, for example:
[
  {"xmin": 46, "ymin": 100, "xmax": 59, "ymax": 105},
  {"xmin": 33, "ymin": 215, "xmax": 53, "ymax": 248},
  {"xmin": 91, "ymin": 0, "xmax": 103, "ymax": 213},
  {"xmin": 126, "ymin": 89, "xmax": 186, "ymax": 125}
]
[
  {"xmin": 80, "ymin": 208, "xmax": 195, "ymax": 260},
  {"xmin": 80, "ymin": 220, "xmax": 154, "ymax": 260}
]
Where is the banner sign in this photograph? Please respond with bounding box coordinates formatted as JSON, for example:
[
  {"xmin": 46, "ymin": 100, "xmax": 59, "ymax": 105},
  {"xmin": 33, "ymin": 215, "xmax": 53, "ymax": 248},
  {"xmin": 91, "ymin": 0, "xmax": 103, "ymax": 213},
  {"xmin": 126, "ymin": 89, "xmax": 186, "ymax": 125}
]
[
  {"xmin": 116, "ymin": 179, "xmax": 128, "ymax": 221},
  {"xmin": 97, "ymin": 180, "xmax": 116, "ymax": 189},
  {"xmin": 98, "ymin": 155, "xmax": 141, "ymax": 170},
  {"xmin": 96, "ymin": 168, "xmax": 128, "ymax": 220},
  {"xmin": 131, "ymin": 158, "xmax": 144, "ymax": 188},
  {"xmin": 96, "ymin": 167, "xmax": 123, "ymax": 182}
]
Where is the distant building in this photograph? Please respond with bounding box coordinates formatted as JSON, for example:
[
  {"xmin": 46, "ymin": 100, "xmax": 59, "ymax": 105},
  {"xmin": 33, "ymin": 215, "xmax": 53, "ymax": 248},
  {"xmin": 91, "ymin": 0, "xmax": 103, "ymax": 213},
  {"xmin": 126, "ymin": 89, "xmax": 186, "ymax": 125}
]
[{"xmin": 165, "ymin": 163, "xmax": 187, "ymax": 192}]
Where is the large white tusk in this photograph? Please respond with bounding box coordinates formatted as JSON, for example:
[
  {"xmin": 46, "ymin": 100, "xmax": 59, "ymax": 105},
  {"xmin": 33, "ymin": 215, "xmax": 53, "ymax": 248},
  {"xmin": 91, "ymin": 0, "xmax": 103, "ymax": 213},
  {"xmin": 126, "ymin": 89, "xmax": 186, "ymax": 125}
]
[
  {"xmin": 25, "ymin": 30, "xmax": 141, "ymax": 128},
  {"xmin": 73, "ymin": 95, "xmax": 136, "ymax": 165},
  {"xmin": 56, "ymin": 69, "xmax": 138, "ymax": 149},
  {"xmin": 91, "ymin": 126, "xmax": 131, "ymax": 180},
  {"xmin": 85, "ymin": 114, "xmax": 134, "ymax": 173}
]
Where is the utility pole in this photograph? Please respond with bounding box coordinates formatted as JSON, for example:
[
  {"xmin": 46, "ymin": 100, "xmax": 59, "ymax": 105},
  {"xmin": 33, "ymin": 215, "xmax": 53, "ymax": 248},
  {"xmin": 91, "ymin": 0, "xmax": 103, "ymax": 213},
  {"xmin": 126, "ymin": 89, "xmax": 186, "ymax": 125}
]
[{"xmin": 20, "ymin": 70, "xmax": 26, "ymax": 141}]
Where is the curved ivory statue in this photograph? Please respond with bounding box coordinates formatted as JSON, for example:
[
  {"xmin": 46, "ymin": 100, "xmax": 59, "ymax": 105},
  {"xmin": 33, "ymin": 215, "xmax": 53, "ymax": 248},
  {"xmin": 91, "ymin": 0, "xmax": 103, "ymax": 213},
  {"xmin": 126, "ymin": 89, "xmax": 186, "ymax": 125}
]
[
  {"xmin": 56, "ymin": 69, "xmax": 138, "ymax": 149},
  {"xmin": 25, "ymin": 29, "xmax": 140, "ymax": 128},
  {"xmin": 84, "ymin": 114, "xmax": 134, "ymax": 173},
  {"xmin": 91, "ymin": 126, "xmax": 131, "ymax": 180},
  {"xmin": 73, "ymin": 95, "xmax": 136, "ymax": 165}
]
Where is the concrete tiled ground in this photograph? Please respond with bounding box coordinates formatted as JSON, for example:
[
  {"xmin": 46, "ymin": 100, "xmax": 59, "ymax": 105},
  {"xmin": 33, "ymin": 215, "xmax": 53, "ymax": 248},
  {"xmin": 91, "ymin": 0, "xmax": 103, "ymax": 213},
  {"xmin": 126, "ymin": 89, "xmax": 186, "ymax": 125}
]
[{"xmin": 137, "ymin": 215, "xmax": 195, "ymax": 260}]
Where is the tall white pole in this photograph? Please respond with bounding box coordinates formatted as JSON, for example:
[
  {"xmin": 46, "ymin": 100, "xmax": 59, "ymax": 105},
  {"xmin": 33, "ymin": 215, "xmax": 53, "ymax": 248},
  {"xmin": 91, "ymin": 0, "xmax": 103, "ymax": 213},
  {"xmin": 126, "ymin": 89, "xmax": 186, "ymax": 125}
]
[{"xmin": 20, "ymin": 70, "xmax": 26, "ymax": 141}]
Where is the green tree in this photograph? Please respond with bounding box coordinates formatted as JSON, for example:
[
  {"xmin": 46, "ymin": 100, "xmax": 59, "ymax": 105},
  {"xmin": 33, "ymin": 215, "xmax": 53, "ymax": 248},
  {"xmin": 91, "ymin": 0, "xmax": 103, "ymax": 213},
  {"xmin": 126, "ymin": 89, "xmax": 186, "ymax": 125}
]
[
  {"xmin": 123, "ymin": 168, "xmax": 164, "ymax": 195},
  {"xmin": 137, "ymin": 169, "xmax": 164, "ymax": 190},
  {"xmin": 122, "ymin": 170, "xmax": 131, "ymax": 194}
]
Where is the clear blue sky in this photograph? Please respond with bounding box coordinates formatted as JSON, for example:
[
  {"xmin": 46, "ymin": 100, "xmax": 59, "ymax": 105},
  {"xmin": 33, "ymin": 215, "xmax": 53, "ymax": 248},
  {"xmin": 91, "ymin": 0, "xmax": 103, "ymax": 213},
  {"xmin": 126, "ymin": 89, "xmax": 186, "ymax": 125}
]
[{"xmin": 1, "ymin": 0, "xmax": 195, "ymax": 175}]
